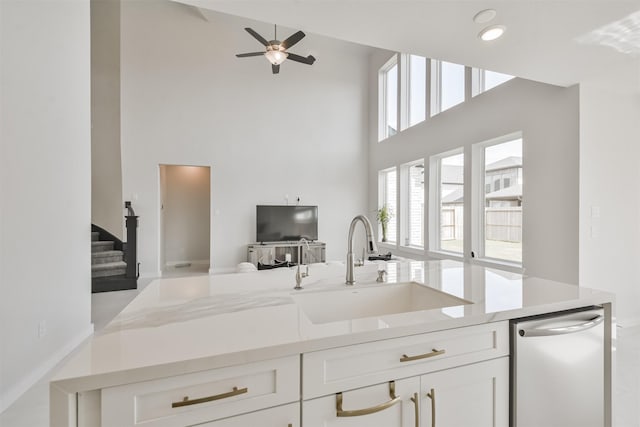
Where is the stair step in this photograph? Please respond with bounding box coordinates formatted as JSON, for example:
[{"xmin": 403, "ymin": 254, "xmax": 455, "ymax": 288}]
[
  {"xmin": 92, "ymin": 250, "xmax": 124, "ymax": 265},
  {"xmin": 91, "ymin": 231, "xmax": 99, "ymax": 242},
  {"xmin": 91, "ymin": 261, "xmax": 127, "ymax": 278},
  {"xmin": 92, "ymin": 241, "xmax": 114, "ymax": 253}
]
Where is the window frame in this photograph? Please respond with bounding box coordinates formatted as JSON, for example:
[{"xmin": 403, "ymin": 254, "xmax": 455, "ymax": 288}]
[
  {"xmin": 430, "ymin": 59, "xmax": 466, "ymax": 117},
  {"xmin": 400, "ymin": 54, "xmax": 428, "ymax": 131},
  {"xmin": 471, "ymin": 68, "xmax": 515, "ymax": 97},
  {"xmin": 378, "ymin": 54, "xmax": 399, "ymax": 142},
  {"xmin": 428, "ymin": 147, "xmax": 465, "ymax": 257},
  {"xmin": 471, "ymin": 132, "xmax": 523, "ymax": 267},
  {"xmin": 400, "ymin": 159, "xmax": 425, "ymax": 250},
  {"xmin": 378, "ymin": 166, "xmax": 398, "ymax": 244}
]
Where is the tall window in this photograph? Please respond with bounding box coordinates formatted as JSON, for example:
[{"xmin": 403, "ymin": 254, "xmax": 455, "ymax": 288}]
[
  {"xmin": 482, "ymin": 137, "xmax": 522, "ymax": 263},
  {"xmin": 429, "ymin": 150, "xmax": 464, "ymax": 254},
  {"xmin": 408, "ymin": 55, "xmax": 426, "ymax": 128},
  {"xmin": 472, "ymin": 68, "xmax": 515, "ymax": 97},
  {"xmin": 378, "ymin": 167, "xmax": 397, "ymax": 243},
  {"xmin": 431, "ymin": 60, "xmax": 465, "ymax": 116},
  {"xmin": 379, "ymin": 55, "xmax": 398, "ymax": 141},
  {"xmin": 402, "ymin": 160, "xmax": 424, "ymax": 248}
]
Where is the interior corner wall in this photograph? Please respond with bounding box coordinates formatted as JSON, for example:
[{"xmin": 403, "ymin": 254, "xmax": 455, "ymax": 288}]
[
  {"xmin": 120, "ymin": 1, "xmax": 371, "ymax": 276},
  {"xmin": 367, "ymin": 51, "xmax": 580, "ymax": 285},
  {"xmin": 579, "ymin": 61, "xmax": 640, "ymax": 326},
  {"xmin": 91, "ymin": 0, "xmax": 124, "ymax": 239},
  {"xmin": 0, "ymin": 0, "xmax": 93, "ymax": 413}
]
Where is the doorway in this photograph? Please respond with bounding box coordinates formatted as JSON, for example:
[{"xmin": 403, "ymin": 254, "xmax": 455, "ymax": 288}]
[{"xmin": 159, "ymin": 164, "xmax": 211, "ymax": 276}]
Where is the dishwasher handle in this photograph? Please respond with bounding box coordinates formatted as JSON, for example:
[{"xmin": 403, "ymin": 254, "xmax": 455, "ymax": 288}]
[{"xmin": 518, "ymin": 313, "xmax": 604, "ymax": 337}]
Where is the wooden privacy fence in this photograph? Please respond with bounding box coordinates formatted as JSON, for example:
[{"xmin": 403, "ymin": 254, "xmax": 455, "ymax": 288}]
[
  {"xmin": 441, "ymin": 207, "xmax": 521, "ymax": 242},
  {"xmin": 485, "ymin": 207, "xmax": 522, "ymax": 242}
]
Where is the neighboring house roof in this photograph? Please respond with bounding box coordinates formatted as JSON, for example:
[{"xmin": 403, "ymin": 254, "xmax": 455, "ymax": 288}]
[
  {"xmin": 486, "ymin": 156, "xmax": 522, "ymax": 172},
  {"xmin": 485, "ymin": 183, "xmax": 523, "ymax": 200},
  {"xmin": 441, "ymin": 164, "xmax": 463, "ymax": 184},
  {"xmin": 442, "ymin": 187, "xmax": 464, "ymax": 204}
]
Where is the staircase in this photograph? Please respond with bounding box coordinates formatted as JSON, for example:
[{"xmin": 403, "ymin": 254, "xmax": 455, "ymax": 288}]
[
  {"xmin": 91, "ymin": 231, "xmax": 127, "ymax": 279},
  {"xmin": 91, "ymin": 226, "xmax": 137, "ymax": 293}
]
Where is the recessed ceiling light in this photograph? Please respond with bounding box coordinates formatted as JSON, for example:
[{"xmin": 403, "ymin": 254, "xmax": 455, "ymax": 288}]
[
  {"xmin": 479, "ymin": 25, "xmax": 506, "ymax": 41},
  {"xmin": 473, "ymin": 9, "xmax": 497, "ymax": 24}
]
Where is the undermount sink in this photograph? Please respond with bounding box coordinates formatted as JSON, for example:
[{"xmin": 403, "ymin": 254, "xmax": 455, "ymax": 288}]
[{"xmin": 292, "ymin": 281, "xmax": 472, "ymax": 324}]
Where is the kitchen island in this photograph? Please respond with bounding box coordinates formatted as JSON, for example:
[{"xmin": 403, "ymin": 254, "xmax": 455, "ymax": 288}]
[{"xmin": 50, "ymin": 259, "xmax": 613, "ymax": 427}]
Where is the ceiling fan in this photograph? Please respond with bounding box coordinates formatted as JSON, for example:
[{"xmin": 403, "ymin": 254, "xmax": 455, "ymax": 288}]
[{"xmin": 236, "ymin": 25, "xmax": 316, "ymax": 74}]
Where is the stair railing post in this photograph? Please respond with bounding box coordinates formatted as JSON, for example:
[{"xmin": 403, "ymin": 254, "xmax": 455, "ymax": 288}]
[{"xmin": 124, "ymin": 201, "xmax": 139, "ymax": 279}]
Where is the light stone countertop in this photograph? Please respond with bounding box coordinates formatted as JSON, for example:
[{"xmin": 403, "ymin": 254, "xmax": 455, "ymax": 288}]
[{"xmin": 51, "ymin": 259, "xmax": 613, "ymax": 393}]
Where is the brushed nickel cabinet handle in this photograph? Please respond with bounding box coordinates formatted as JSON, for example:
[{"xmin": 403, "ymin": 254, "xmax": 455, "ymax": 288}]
[
  {"xmin": 427, "ymin": 388, "xmax": 436, "ymax": 427},
  {"xmin": 336, "ymin": 381, "xmax": 401, "ymax": 417},
  {"xmin": 410, "ymin": 392, "xmax": 419, "ymax": 427},
  {"xmin": 400, "ymin": 348, "xmax": 445, "ymax": 362},
  {"xmin": 171, "ymin": 386, "xmax": 248, "ymax": 408}
]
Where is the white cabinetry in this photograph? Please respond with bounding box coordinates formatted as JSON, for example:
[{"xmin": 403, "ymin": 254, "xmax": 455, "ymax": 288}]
[
  {"xmin": 101, "ymin": 356, "xmax": 299, "ymax": 427},
  {"xmin": 302, "ymin": 322, "xmax": 509, "ymax": 427},
  {"xmin": 420, "ymin": 358, "xmax": 509, "ymax": 427},
  {"xmin": 303, "ymin": 377, "xmax": 420, "ymax": 427},
  {"xmin": 196, "ymin": 402, "xmax": 299, "ymax": 427}
]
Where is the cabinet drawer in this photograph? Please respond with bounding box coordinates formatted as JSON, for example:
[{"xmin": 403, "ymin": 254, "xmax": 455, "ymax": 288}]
[
  {"xmin": 101, "ymin": 355, "xmax": 299, "ymax": 427},
  {"xmin": 196, "ymin": 402, "xmax": 299, "ymax": 427},
  {"xmin": 303, "ymin": 322, "xmax": 508, "ymax": 398}
]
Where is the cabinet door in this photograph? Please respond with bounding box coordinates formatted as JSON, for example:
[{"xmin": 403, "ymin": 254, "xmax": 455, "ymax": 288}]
[
  {"xmin": 420, "ymin": 357, "xmax": 508, "ymax": 427},
  {"xmin": 194, "ymin": 402, "xmax": 298, "ymax": 427},
  {"xmin": 303, "ymin": 377, "xmax": 420, "ymax": 427}
]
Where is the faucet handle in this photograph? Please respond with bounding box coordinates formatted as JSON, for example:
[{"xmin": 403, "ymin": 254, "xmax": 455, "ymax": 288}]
[{"xmin": 376, "ymin": 269, "xmax": 387, "ymax": 283}]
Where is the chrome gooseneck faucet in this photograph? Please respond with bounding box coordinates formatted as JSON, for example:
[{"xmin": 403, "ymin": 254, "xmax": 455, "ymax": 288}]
[{"xmin": 346, "ymin": 215, "xmax": 378, "ymax": 285}]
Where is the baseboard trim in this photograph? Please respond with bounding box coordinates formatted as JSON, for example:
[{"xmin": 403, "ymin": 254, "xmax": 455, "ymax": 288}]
[
  {"xmin": 0, "ymin": 323, "xmax": 94, "ymax": 414},
  {"xmin": 165, "ymin": 259, "xmax": 210, "ymax": 268}
]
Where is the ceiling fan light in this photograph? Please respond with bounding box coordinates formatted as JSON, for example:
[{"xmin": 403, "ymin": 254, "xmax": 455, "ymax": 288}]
[
  {"xmin": 479, "ymin": 25, "xmax": 506, "ymax": 41},
  {"xmin": 265, "ymin": 50, "xmax": 288, "ymax": 65}
]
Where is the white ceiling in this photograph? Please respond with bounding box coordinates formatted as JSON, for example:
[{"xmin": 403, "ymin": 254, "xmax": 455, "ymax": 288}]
[{"xmin": 177, "ymin": 0, "xmax": 640, "ymax": 87}]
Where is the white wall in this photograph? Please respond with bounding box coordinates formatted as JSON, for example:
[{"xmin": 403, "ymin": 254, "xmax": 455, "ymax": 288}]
[
  {"xmin": 91, "ymin": 0, "xmax": 124, "ymax": 238},
  {"xmin": 0, "ymin": 0, "xmax": 93, "ymax": 413},
  {"xmin": 579, "ymin": 61, "xmax": 640, "ymax": 326},
  {"xmin": 161, "ymin": 165, "xmax": 210, "ymax": 266},
  {"xmin": 368, "ymin": 51, "xmax": 580, "ymax": 284},
  {"xmin": 120, "ymin": 1, "xmax": 372, "ymax": 275}
]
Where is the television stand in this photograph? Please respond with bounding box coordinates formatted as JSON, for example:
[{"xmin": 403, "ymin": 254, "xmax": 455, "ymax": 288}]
[{"xmin": 247, "ymin": 241, "xmax": 326, "ymax": 268}]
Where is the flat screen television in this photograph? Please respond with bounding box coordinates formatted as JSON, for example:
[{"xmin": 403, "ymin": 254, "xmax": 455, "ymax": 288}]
[{"xmin": 256, "ymin": 205, "xmax": 318, "ymax": 242}]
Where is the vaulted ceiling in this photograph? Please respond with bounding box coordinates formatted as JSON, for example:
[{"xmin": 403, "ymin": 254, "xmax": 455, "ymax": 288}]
[{"xmin": 176, "ymin": 0, "xmax": 640, "ymax": 87}]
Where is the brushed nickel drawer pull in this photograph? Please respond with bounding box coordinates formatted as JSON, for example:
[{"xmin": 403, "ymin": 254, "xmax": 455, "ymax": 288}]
[
  {"xmin": 400, "ymin": 348, "xmax": 445, "ymax": 362},
  {"xmin": 336, "ymin": 381, "xmax": 401, "ymax": 417},
  {"xmin": 171, "ymin": 386, "xmax": 248, "ymax": 408}
]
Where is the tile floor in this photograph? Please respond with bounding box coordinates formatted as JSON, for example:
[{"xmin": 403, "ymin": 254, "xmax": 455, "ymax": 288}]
[{"xmin": 1, "ymin": 273, "xmax": 639, "ymax": 426}]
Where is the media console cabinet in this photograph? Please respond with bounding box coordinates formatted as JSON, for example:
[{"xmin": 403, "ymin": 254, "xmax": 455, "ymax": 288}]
[{"xmin": 247, "ymin": 241, "xmax": 326, "ymax": 268}]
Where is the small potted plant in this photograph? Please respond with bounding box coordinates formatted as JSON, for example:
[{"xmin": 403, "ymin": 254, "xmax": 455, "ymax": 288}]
[{"xmin": 377, "ymin": 205, "xmax": 392, "ymax": 242}]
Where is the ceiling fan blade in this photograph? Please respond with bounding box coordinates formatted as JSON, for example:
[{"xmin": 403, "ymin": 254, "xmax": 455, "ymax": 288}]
[
  {"xmin": 244, "ymin": 27, "xmax": 269, "ymax": 47},
  {"xmin": 281, "ymin": 30, "xmax": 305, "ymax": 50},
  {"xmin": 236, "ymin": 52, "xmax": 265, "ymax": 58},
  {"xmin": 272, "ymin": 64, "xmax": 280, "ymax": 74},
  {"xmin": 286, "ymin": 53, "xmax": 316, "ymax": 65}
]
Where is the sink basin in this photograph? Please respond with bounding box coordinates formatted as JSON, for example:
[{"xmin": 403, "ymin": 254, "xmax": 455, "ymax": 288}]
[{"xmin": 292, "ymin": 282, "xmax": 472, "ymax": 324}]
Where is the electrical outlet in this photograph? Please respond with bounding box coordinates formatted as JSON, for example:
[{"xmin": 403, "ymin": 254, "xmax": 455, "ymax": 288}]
[{"xmin": 38, "ymin": 320, "xmax": 47, "ymax": 338}]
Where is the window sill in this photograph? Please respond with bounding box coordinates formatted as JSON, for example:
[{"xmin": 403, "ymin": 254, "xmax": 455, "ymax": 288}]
[
  {"xmin": 428, "ymin": 250, "xmax": 464, "ymax": 261},
  {"xmin": 397, "ymin": 245, "xmax": 425, "ymax": 256},
  {"xmin": 378, "ymin": 241, "xmax": 397, "ymax": 248},
  {"xmin": 470, "ymin": 257, "xmax": 524, "ymax": 274}
]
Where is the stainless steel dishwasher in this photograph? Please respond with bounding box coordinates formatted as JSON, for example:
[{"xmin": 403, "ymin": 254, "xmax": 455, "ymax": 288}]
[{"xmin": 511, "ymin": 306, "xmax": 605, "ymax": 427}]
